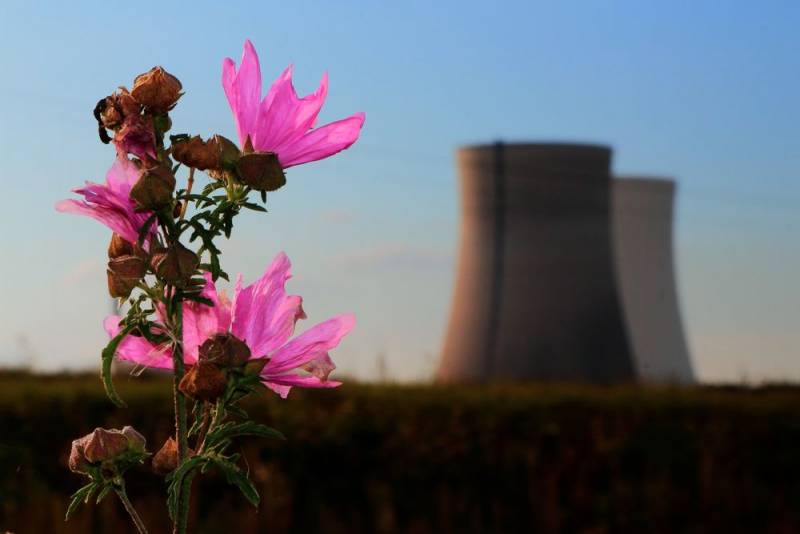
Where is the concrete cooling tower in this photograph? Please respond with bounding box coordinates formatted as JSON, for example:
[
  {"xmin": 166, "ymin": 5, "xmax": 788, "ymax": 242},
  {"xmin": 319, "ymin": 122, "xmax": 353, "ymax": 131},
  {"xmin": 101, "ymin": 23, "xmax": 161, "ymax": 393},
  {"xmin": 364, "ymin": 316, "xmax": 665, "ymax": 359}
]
[
  {"xmin": 612, "ymin": 177, "xmax": 693, "ymax": 383},
  {"xmin": 437, "ymin": 143, "xmax": 693, "ymax": 384}
]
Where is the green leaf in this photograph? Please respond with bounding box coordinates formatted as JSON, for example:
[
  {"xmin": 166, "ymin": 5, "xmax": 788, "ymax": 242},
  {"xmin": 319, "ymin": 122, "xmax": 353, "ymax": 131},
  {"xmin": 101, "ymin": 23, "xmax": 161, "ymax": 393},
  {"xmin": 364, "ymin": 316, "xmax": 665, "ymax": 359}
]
[
  {"xmin": 225, "ymin": 404, "xmax": 249, "ymax": 419},
  {"xmin": 101, "ymin": 323, "xmax": 136, "ymax": 407},
  {"xmin": 241, "ymin": 202, "xmax": 267, "ymax": 213},
  {"xmin": 65, "ymin": 481, "xmax": 98, "ymax": 521},
  {"xmin": 209, "ymin": 456, "xmax": 260, "ymax": 507},
  {"xmin": 205, "ymin": 421, "xmax": 285, "ymax": 451},
  {"xmin": 95, "ymin": 482, "xmax": 113, "ymax": 504},
  {"xmin": 166, "ymin": 456, "xmax": 205, "ymax": 520}
]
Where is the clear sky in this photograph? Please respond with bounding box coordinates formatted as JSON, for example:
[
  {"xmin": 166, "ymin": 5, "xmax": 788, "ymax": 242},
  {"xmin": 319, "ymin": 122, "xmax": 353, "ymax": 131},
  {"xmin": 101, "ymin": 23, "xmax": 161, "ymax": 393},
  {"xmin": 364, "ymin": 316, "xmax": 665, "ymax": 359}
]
[{"xmin": 1, "ymin": 0, "xmax": 798, "ymax": 382}]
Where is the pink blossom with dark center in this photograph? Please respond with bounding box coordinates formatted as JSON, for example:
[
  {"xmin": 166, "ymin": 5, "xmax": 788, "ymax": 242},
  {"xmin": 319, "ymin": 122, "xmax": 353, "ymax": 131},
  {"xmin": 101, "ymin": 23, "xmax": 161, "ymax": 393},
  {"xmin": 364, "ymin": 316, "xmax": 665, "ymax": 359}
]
[
  {"xmin": 104, "ymin": 252, "xmax": 354, "ymax": 398},
  {"xmin": 222, "ymin": 40, "xmax": 365, "ymax": 168}
]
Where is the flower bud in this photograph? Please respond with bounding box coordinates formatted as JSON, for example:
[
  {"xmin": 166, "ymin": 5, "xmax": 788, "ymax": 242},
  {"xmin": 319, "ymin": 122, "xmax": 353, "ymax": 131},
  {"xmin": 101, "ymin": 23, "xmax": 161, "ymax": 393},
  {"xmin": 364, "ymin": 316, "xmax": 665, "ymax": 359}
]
[
  {"xmin": 130, "ymin": 164, "xmax": 176, "ymax": 210},
  {"xmin": 69, "ymin": 438, "xmax": 91, "ymax": 474},
  {"xmin": 69, "ymin": 426, "xmax": 148, "ymax": 478},
  {"xmin": 235, "ymin": 152, "xmax": 286, "ymax": 192},
  {"xmin": 198, "ymin": 333, "xmax": 251, "ymax": 368},
  {"xmin": 178, "ymin": 362, "xmax": 228, "ymax": 401},
  {"xmin": 82, "ymin": 428, "xmax": 130, "ymax": 464},
  {"xmin": 131, "ymin": 66, "xmax": 183, "ymax": 113},
  {"xmin": 152, "ymin": 437, "xmax": 179, "ymax": 475},
  {"xmin": 108, "ymin": 233, "xmax": 134, "ymax": 259},
  {"xmin": 150, "ymin": 243, "xmax": 198, "ymax": 286},
  {"xmin": 122, "ymin": 426, "xmax": 147, "ymax": 453}
]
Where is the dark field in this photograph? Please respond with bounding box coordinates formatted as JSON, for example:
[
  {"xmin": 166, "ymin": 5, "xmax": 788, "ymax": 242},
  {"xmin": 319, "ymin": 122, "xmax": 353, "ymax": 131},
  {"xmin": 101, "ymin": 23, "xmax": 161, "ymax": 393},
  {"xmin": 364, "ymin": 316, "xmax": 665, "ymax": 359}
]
[{"xmin": 1, "ymin": 372, "xmax": 800, "ymax": 533}]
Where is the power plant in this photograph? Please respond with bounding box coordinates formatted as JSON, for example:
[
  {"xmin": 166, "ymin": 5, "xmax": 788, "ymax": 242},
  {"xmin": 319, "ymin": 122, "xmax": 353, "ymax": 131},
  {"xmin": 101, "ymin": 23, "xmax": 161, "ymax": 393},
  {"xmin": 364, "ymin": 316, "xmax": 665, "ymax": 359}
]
[{"xmin": 437, "ymin": 143, "xmax": 692, "ymax": 384}]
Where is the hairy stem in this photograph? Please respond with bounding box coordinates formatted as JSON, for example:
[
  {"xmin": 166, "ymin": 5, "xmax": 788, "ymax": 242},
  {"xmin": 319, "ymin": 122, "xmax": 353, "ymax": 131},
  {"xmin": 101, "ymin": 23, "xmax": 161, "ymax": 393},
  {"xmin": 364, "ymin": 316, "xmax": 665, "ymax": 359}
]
[
  {"xmin": 177, "ymin": 472, "xmax": 194, "ymax": 533},
  {"xmin": 170, "ymin": 289, "xmax": 191, "ymax": 534},
  {"xmin": 172, "ymin": 294, "xmax": 188, "ymax": 461},
  {"xmin": 115, "ymin": 482, "xmax": 149, "ymax": 534},
  {"xmin": 179, "ymin": 167, "xmax": 195, "ymax": 220}
]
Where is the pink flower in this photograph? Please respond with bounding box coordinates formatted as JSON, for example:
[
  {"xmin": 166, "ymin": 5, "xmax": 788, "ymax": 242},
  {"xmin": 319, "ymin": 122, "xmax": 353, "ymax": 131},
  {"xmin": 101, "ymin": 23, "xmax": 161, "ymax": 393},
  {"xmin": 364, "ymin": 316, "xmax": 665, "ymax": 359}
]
[
  {"xmin": 104, "ymin": 252, "xmax": 354, "ymax": 398},
  {"xmin": 56, "ymin": 157, "xmax": 156, "ymax": 246},
  {"xmin": 222, "ymin": 40, "xmax": 365, "ymax": 168}
]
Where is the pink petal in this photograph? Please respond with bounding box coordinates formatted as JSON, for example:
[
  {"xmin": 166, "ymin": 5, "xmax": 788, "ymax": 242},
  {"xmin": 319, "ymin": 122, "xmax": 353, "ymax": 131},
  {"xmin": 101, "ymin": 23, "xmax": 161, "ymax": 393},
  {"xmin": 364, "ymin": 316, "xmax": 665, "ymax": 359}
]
[
  {"xmin": 103, "ymin": 316, "xmax": 173, "ymax": 370},
  {"xmin": 105, "ymin": 157, "xmax": 141, "ymax": 193},
  {"xmin": 181, "ymin": 273, "xmax": 232, "ymax": 363},
  {"xmin": 56, "ymin": 158, "xmax": 155, "ymax": 245},
  {"xmin": 253, "ymin": 67, "xmax": 329, "ymax": 153},
  {"xmin": 276, "ymin": 112, "xmax": 365, "ymax": 168},
  {"xmin": 223, "ymin": 39, "xmax": 263, "ymax": 147},
  {"xmin": 302, "ymin": 352, "xmax": 336, "ymax": 381},
  {"xmin": 231, "ymin": 252, "xmax": 306, "ymax": 357},
  {"xmin": 56, "ymin": 197, "xmax": 141, "ymax": 245},
  {"xmin": 262, "ymin": 374, "xmax": 342, "ymax": 399},
  {"xmin": 264, "ymin": 313, "xmax": 355, "ymax": 376}
]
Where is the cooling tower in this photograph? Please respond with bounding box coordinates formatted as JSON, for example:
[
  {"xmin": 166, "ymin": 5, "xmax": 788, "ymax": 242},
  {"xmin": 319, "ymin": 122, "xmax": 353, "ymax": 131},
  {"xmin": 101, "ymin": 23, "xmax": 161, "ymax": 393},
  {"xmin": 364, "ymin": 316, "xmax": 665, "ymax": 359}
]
[
  {"xmin": 612, "ymin": 177, "xmax": 693, "ymax": 383},
  {"xmin": 438, "ymin": 143, "xmax": 635, "ymax": 382}
]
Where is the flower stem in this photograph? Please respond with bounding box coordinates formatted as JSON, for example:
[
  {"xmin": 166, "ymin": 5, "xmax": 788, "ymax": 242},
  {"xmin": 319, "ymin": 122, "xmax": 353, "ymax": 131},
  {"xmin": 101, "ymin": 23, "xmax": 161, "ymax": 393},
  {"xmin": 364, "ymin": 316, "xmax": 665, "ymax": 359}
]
[
  {"xmin": 179, "ymin": 167, "xmax": 195, "ymax": 220},
  {"xmin": 172, "ymin": 292, "xmax": 188, "ymax": 461},
  {"xmin": 170, "ymin": 288, "xmax": 191, "ymax": 534},
  {"xmin": 176, "ymin": 472, "xmax": 194, "ymax": 534},
  {"xmin": 115, "ymin": 482, "xmax": 148, "ymax": 534}
]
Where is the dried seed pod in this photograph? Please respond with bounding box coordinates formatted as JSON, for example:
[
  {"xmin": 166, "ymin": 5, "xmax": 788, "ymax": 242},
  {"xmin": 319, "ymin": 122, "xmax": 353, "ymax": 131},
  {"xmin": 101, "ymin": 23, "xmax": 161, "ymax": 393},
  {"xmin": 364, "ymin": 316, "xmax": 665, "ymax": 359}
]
[
  {"xmin": 152, "ymin": 437, "xmax": 178, "ymax": 475},
  {"xmin": 149, "ymin": 243, "xmax": 198, "ymax": 286},
  {"xmin": 108, "ymin": 233, "xmax": 134, "ymax": 259},
  {"xmin": 178, "ymin": 362, "xmax": 228, "ymax": 401},
  {"xmin": 198, "ymin": 333, "xmax": 251, "ymax": 368},
  {"xmin": 107, "ymin": 255, "xmax": 147, "ymax": 298},
  {"xmin": 172, "ymin": 134, "xmax": 241, "ymax": 171},
  {"xmin": 172, "ymin": 136, "xmax": 218, "ymax": 170},
  {"xmin": 131, "ymin": 66, "xmax": 182, "ymax": 113},
  {"xmin": 235, "ymin": 152, "xmax": 285, "ymax": 191},
  {"xmin": 130, "ymin": 164, "xmax": 176, "ymax": 210}
]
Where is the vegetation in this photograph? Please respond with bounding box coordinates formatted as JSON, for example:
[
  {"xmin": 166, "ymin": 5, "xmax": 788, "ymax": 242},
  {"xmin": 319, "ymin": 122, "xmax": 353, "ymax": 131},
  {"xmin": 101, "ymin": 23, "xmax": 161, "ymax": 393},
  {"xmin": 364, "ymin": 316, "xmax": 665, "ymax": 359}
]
[{"xmin": 1, "ymin": 371, "xmax": 800, "ymax": 533}]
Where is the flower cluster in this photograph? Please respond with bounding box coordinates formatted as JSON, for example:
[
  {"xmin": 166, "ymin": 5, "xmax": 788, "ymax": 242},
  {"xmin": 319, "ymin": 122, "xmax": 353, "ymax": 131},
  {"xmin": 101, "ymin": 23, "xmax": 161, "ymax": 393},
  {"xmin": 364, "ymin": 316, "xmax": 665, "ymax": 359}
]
[{"xmin": 57, "ymin": 41, "xmax": 363, "ymax": 533}]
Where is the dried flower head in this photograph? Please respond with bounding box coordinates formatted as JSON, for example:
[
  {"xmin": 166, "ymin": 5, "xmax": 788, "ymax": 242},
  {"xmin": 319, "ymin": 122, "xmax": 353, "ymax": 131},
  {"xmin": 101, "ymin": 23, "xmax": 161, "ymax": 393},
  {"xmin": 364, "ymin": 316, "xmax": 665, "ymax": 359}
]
[
  {"xmin": 131, "ymin": 66, "xmax": 182, "ymax": 113},
  {"xmin": 150, "ymin": 243, "xmax": 199, "ymax": 286},
  {"xmin": 198, "ymin": 333, "xmax": 251, "ymax": 368},
  {"xmin": 108, "ymin": 233, "xmax": 134, "ymax": 259},
  {"xmin": 152, "ymin": 437, "xmax": 180, "ymax": 475},
  {"xmin": 114, "ymin": 114, "xmax": 157, "ymax": 161},
  {"xmin": 235, "ymin": 151, "xmax": 285, "ymax": 191},
  {"xmin": 172, "ymin": 134, "xmax": 240, "ymax": 171},
  {"xmin": 107, "ymin": 255, "xmax": 147, "ymax": 298},
  {"xmin": 178, "ymin": 362, "xmax": 228, "ymax": 401},
  {"xmin": 130, "ymin": 164, "xmax": 176, "ymax": 210}
]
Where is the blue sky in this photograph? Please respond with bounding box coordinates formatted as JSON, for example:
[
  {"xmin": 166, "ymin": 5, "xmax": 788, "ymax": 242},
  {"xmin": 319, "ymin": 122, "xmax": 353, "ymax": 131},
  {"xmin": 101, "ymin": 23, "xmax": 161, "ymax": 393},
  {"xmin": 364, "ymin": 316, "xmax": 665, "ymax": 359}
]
[{"xmin": 1, "ymin": 0, "xmax": 798, "ymax": 381}]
